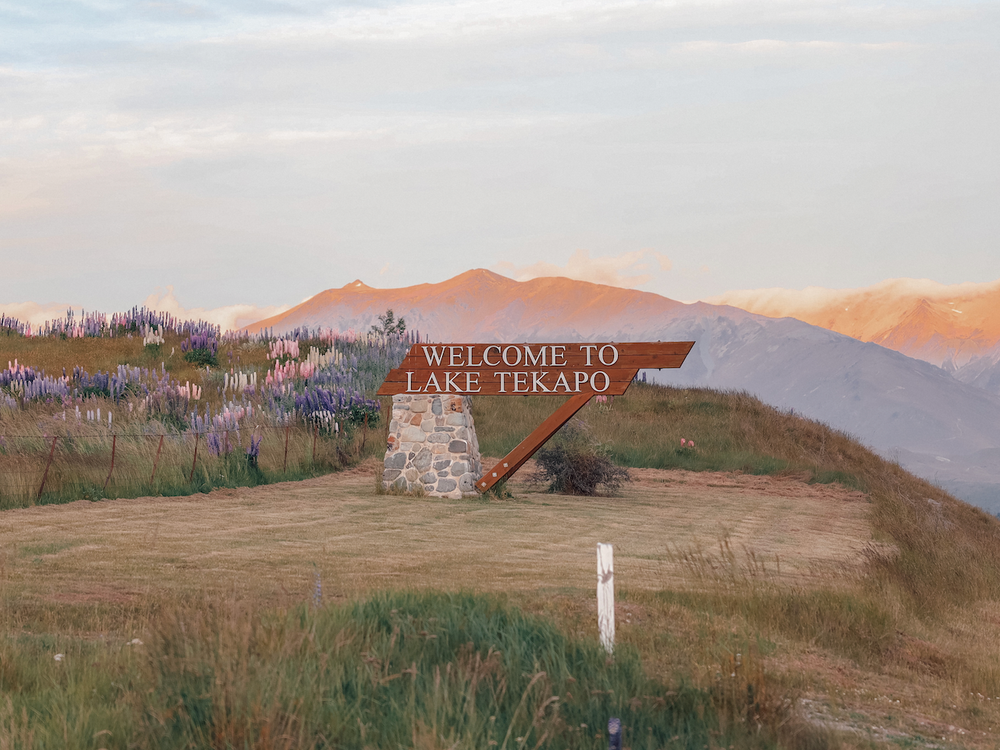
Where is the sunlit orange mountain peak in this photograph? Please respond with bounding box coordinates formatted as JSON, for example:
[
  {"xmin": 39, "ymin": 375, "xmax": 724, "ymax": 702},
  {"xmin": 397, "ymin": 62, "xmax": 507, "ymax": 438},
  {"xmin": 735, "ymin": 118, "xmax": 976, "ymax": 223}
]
[
  {"xmin": 246, "ymin": 269, "xmax": 685, "ymax": 341},
  {"xmin": 708, "ymin": 277, "xmax": 1000, "ymax": 369}
]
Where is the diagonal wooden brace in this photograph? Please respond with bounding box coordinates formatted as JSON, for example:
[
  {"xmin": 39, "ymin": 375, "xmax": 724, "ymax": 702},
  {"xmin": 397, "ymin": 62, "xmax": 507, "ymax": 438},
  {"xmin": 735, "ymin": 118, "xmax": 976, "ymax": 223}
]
[{"xmin": 477, "ymin": 391, "xmax": 595, "ymax": 494}]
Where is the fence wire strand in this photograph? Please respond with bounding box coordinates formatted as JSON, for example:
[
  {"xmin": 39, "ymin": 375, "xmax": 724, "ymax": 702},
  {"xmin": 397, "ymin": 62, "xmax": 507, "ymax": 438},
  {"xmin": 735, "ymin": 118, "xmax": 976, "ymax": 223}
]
[{"xmin": 0, "ymin": 422, "xmax": 371, "ymax": 501}]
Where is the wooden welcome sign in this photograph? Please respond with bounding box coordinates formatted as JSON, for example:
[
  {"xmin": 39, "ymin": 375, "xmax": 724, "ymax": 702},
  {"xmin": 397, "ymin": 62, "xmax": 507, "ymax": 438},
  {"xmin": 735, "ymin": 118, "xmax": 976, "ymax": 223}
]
[{"xmin": 378, "ymin": 341, "xmax": 695, "ymax": 493}]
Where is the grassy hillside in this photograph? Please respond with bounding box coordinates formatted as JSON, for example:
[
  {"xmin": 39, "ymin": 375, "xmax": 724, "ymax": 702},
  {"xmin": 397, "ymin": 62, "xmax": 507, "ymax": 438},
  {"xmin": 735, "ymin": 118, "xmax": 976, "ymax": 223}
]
[
  {"xmin": 6, "ymin": 331, "xmax": 1000, "ymax": 747},
  {"xmin": 0, "ymin": 330, "xmax": 393, "ymax": 507},
  {"xmin": 474, "ymin": 383, "xmax": 1000, "ymax": 613},
  {"xmin": 0, "ymin": 328, "xmax": 271, "ymax": 387}
]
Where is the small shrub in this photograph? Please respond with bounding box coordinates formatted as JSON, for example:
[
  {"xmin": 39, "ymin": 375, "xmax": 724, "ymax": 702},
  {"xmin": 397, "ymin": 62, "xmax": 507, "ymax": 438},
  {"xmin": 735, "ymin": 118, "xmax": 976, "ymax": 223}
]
[
  {"xmin": 531, "ymin": 422, "xmax": 630, "ymax": 496},
  {"xmin": 180, "ymin": 333, "xmax": 218, "ymax": 367}
]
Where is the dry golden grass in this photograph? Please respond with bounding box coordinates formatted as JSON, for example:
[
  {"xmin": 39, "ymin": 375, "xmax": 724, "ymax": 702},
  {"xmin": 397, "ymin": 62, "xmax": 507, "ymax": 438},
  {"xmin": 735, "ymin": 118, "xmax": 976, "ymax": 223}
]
[
  {"xmin": 0, "ymin": 330, "xmax": 270, "ymax": 387},
  {"xmin": 0, "ymin": 459, "xmax": 872, "ymax": 612},
  {"xmin": 7, "ymin": 377, "xmax": 1000, "ymax": 747},
  {"xmin": 4, "ymin": 459, "xmax": 1000, "ymax": 747}
]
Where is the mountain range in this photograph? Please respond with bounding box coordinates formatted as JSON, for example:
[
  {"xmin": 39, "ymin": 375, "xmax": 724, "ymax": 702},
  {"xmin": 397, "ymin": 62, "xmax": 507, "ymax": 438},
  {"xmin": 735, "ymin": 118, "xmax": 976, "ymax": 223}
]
[
  {"xmin": 248, "ymin": 270, "xmax": 1000, "ymax": 512},
  {"xmin": 709, "ymin": 278, "xmax": 1000, "ymax": 396}
]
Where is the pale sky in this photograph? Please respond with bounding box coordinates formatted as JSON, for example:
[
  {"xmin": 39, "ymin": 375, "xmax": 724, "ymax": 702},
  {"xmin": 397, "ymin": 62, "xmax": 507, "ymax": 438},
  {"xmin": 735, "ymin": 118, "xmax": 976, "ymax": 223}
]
[{"xmin": 1, "ymin": 0, "xmax": 998, "ymax": 320}]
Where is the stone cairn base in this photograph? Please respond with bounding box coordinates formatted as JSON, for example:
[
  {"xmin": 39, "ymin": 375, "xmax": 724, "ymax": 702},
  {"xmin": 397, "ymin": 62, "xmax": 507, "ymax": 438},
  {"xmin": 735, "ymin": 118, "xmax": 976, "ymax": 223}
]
[{"xmin": 383, "ymin": 394, "xmax": 482, "ymax": 498}]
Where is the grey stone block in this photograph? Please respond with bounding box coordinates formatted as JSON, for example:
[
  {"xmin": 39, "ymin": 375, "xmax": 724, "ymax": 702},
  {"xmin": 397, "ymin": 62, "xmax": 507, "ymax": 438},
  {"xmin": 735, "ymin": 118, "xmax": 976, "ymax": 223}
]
[
  {"xmin": 420, "ymin": 471, "xmax": 437, "ymax": 484},
  {"xmin": 386, "ymin": 452, "xmax": 407, "ymax": 469},
  {"xmin": 433, "ymin": 459, "xmax": 452, "ymax": 471},
  {"xmin": 458, "ymin": 473, "xmax": 477, "ymax": 492},
  {"xmin": 382, "ymin": 469, "xmax": 401, "ymax": 481},
  {"xmin": 450, "ymin": 461, "xmax": 468, "ymax": 476},
  {"xmin": 413, "ymin": 448, "xmax": 433, "ymax": 471},
  {"xmin": 427, "ymin": 432, "xmax": 450, "ymax": 443},
  {"xmin": 401, "ymin": 426, "xmax": 426, "ymax": 443},
  {"xmin": 448, "ymin": 440, "xmax": 468, "ymax": 453},
  {"xmin": 436, "ymin": 478, "xmax": 457, "ymax": 492}
]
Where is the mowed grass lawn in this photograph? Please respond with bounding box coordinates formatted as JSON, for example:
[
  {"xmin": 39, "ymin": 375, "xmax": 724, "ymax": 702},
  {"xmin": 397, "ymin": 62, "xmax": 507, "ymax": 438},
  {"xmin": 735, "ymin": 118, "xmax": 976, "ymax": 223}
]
[{"xmin": 0, "ymin": 459, "xmax": 873, "ymax": 627}]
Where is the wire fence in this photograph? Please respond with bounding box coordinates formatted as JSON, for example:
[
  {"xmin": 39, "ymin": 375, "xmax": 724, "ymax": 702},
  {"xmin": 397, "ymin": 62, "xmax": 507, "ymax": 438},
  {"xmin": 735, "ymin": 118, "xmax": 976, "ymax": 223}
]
[{"xmin": 0, "ymin": 420, "xmax": 377, "ymax": 506}]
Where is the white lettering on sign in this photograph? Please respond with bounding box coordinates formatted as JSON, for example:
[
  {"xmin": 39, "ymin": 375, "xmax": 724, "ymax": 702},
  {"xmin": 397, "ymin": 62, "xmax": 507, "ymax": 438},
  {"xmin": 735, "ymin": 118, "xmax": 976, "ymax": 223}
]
[
  {"xmin": 524, "ymin": 346, "xmax": 546, "ymax": 367},
  {"xmin": 599, "ymin": 345, "xmax": 619, "ymax": 366},
  {"xmin": 502, "ymin": 346, "xmax": 522, "ymax": 366},
  {"xmin": 483, "ymin": 345, "xmax": 501, "ymax": 366},
  {"xmin": 381, "ymin": 341, "xmax": 693, "ymax": 399},
  {"xmin": 419, "ymin": 344, "xmax": 616, "ymax": 370},
  {"xmin": 422, "ymin": 346, "xmax": 445, "ymax": 366}
]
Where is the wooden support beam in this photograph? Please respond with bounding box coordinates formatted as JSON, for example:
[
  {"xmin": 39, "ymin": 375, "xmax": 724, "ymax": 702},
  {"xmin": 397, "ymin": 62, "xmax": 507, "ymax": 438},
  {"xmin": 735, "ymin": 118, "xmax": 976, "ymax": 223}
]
[{"xmin": 477, "ymin": 391, "xmax": 593, "ymax": 493}]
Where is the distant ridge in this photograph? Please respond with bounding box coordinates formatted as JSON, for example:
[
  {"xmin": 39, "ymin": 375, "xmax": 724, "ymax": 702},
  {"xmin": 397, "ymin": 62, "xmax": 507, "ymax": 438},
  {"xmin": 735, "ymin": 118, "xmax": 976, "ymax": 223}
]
[
  {"xmin": 708, "ymin": 278, "xmax": 1000, "ymax": 395},
  {"xmin": 246, "ymin": 269, "xmax": 686, "ymax": 341}
]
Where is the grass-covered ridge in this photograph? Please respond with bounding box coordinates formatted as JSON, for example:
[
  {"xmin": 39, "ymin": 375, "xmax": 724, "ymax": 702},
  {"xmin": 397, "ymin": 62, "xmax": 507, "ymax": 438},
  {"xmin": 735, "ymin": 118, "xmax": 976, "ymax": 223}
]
[{"xmin": 474, "ymin": 383, "xmax": 1000, "ymax": 613}]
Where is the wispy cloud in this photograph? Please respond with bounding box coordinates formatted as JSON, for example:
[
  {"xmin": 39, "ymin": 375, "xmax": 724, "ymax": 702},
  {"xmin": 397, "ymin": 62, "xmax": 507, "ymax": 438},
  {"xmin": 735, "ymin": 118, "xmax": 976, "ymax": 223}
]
[
  {"xmin": 0, "ymin": 301, "xmax": 74, "ymax": 327},
  {"xmin": 142, "ymin": 287, "xmax": 289, "ymax": 332},
  {"xmin": 0, "ymin": 289, "xmax": 289, "ymax": 333},
  {"xmin": 493, "ymin": 249, "xmax": 671, "ymax": 289}
]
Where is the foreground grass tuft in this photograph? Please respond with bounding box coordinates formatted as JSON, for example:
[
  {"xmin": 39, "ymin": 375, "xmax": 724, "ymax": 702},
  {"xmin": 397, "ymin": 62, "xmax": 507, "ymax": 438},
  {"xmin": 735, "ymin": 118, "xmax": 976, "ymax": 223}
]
[{"xmin": 0, "ymin": 592, "xmax": 801, "ymax": 749}]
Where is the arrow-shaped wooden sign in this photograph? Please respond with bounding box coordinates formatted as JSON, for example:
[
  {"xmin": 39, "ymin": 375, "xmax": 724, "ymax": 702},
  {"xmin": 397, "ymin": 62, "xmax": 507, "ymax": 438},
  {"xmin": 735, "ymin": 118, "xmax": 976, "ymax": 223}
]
[{"xmin": 377, "ymin": 341, "xmax": 695, "ymax": 493}]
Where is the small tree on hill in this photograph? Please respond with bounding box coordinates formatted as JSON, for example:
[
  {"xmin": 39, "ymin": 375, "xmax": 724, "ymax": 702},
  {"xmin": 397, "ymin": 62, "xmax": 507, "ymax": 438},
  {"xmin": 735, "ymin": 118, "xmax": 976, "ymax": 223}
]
[{"xmin": 372, "ymin": 309, "xmax": 406, "ymax": 337}]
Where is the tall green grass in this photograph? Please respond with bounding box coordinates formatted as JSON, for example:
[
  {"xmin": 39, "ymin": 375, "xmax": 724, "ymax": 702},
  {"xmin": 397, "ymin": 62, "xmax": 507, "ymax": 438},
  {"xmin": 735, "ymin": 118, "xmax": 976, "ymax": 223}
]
[{"xmin": 0, "ymin": 592, "xmax": 786, "ymax": 749}]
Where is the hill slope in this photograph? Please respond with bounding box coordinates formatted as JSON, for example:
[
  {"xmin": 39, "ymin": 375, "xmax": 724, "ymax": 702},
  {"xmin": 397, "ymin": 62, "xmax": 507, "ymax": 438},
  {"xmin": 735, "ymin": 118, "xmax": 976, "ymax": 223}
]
[{"xmin": 247, "ymin": 270, "xmax": 1000, "ymax": 510}]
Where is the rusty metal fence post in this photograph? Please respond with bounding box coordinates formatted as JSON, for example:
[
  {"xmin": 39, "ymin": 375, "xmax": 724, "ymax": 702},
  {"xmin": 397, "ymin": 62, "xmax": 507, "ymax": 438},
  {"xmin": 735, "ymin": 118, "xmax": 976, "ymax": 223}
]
[
  {"xmin": 103, "ymin": 434, "xmax": 116, "ymax": 491},
  {"xmin": 37, "ymin": 435, "xmax": 58, "ymax": 499},
  {"xmin": 189, "ymin": 432, "xmax": 200, "ymax": 482},
  {"xmin": 150, "ymin": 434, "xmax": 164, "ymax": 483}
]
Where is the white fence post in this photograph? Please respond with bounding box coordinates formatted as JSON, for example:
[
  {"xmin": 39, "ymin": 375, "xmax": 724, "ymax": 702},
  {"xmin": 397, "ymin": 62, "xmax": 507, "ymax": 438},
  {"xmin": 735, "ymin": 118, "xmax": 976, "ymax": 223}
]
[{"xmin": 597, "ymin": 542, "xmax": 614, "ymax": 654}]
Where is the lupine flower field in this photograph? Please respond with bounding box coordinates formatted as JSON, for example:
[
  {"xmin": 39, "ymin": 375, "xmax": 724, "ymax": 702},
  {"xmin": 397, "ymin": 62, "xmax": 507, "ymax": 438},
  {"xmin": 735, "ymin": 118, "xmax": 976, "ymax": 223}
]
[{"xmin": 0, "ymin": 306, "xmax": 417, "ymax": 507}]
